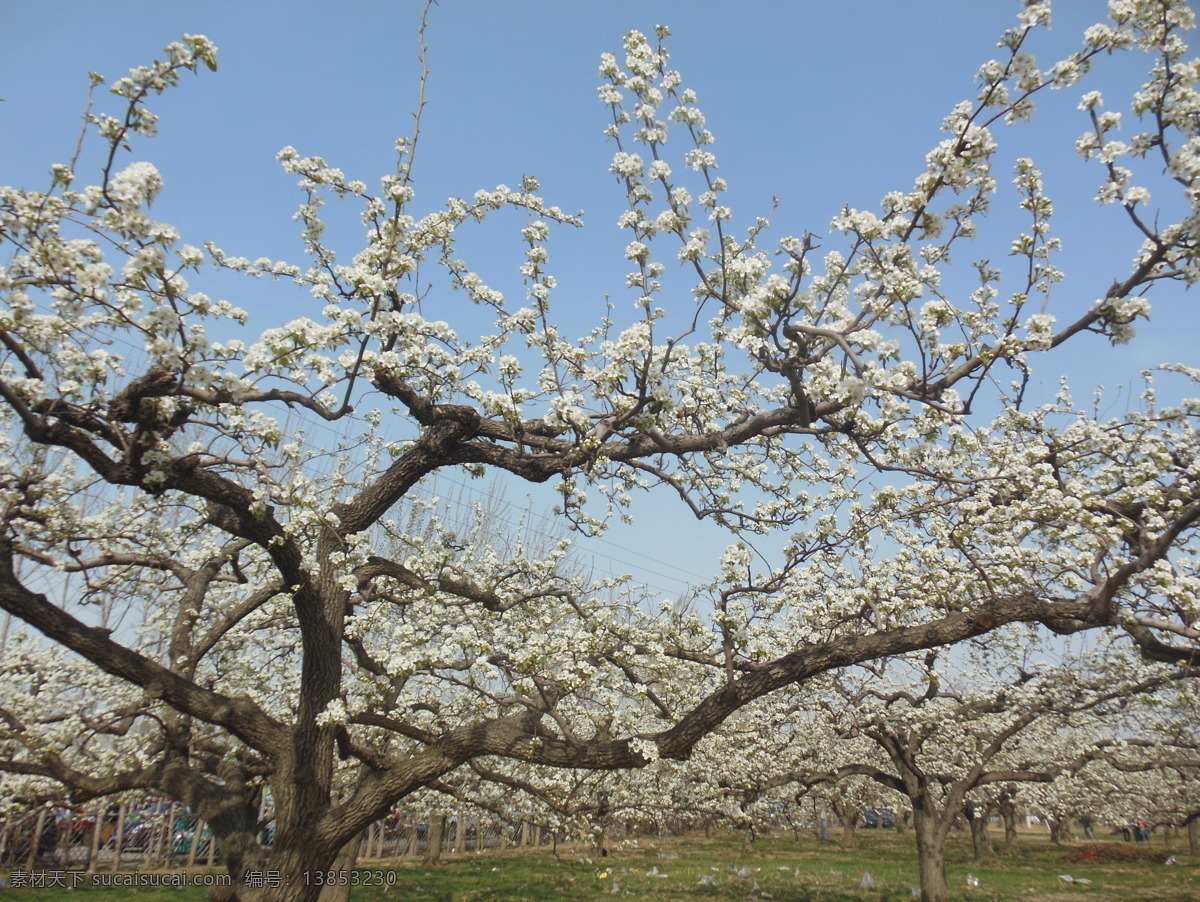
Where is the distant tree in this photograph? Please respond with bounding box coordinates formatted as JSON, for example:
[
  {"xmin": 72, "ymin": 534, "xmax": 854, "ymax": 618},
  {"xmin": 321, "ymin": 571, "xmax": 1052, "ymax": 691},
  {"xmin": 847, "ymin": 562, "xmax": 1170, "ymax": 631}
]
[
  {"xmin": 1, "ymin": 3, "xmax": 1200, "ymax": 900},
  {"xmin": 768, "ymin": 645, "xmax": 1188, "ymax": 902},
  {"xmin": 1058, "ymin": 676, "xmax": 1200, "ymax": 850}
]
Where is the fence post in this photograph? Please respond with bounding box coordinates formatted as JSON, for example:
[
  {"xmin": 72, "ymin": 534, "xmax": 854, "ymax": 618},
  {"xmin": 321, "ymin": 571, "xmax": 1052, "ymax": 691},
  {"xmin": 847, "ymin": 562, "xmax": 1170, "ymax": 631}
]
[
  {"xmin": 186, "ymin": 814, "xmax": 201, "ymax": 869},
  {"xmin": 362, "ymin": 823, "xmax": 373, "ymax": 861},
  {"xmin": 163, "ymin": 801, "xmax": 179, "ymax": 867},
  {"xmin": 145, "ymin": 808, "xmax": 161, "ymax": 868},
  {"xmin": 111, "ymin": 803, "xmax": 126, "ymax": 872},
  {"xmin": 257, "ymin": 788, "xmax": 271, "ymax": 854},
  {"xmin": 147, "ymin": 806, "xmax": 164, "ymax": 868},
  {"xmin": 87, "ymin": 804, "xmax": 104, "ymax": 872},
  {"xmin": 26, "ymin": 808, "xmax": 46, "ymax": 871},
  {"xmin": 56, "ymin": 810, "xmax": 71, "ymax": 868}
]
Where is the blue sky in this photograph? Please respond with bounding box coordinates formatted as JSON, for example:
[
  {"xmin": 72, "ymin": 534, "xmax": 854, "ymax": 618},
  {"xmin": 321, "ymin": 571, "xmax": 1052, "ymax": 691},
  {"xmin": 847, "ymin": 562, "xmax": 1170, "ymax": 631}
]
[{"xmin": 2, "ymin": 1, "xmax": 1196, "ymax": 602}]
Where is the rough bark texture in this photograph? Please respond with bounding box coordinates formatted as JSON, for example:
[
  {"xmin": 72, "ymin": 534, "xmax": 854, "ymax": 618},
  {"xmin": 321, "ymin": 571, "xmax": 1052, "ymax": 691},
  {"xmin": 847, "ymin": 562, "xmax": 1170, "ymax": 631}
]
[
  {"xmin": 827, "ymin": 799, "xmax": 860, "ymax": 851},
  {"xmin": 1000, "ymin": 797, "xmax": 1020, "ymax": 854},
  {"xmin": 913, "ymin": 812, "xmax": 951, "ymax": 902},
  {"xmin": 815, "ymin": 809, "xmax": 831, "ymax": 842},
  {"xmin": 1048, "ymin": 817, "xmax": 1066, "ymax": 846},
  {"xmin": 965, "ymin": 804, "xmax": 995, "ymax": 864},
  {"xmin": 316, "ymin": 833, "xmax": 364, "ymax": 902},
  {"xmin": 840, "ymin": 817, "xmax": 858, "ymax": 851},
  {"xmin": 423, "ymin": 815, "xmax": 445, "ymax": 866}
]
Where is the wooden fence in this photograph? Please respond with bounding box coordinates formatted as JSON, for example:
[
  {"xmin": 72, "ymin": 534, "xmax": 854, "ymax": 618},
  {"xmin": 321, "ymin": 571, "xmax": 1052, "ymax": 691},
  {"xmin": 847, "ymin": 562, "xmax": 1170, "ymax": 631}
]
[{"xmin": 0, "ymin": 800, "xmax": 554, "ymax": 872}]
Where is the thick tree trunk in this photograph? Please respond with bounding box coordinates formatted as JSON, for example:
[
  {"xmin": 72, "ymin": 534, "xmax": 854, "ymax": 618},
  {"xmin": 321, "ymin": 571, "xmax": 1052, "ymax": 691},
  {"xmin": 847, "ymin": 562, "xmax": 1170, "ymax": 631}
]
[
  {"xmin": 741, "ymin": 822, "xmax": 757, "ymax": 853},
  {"xmin": 913, "ymin": 812, "xmax": 951, "ymax": 902},
  {"xmin": 1047, "ymin": 817, "xmax": 1066, "ymax": 846},
  {"xmin": 816, "ymin": 808, "xmax": 830, "ymax": 842},
  {"xmin": 965, "ymin": 804, "xmax": 995, "ymax": 864},
  {"xmin": 841, "ymin": 817, "xmax": 858, "ymax": 850},
  {"xmin": 1000, "ymin": 799, "xmax": 1019, "ymax": 854},
  {"xmin": 423, "ymin": 815, "xmax": 445, "ymax": 866},
  {"xmin": 205, "ymin": 841, "xmax": 339, "ymax": 902},
  {"xmin": 269, "ymin": 845, "xmax": 336, "ymax": 902},
  {"xmin": 203, "ymin": 795, "xmax": 345, "ymax": 902},
  {"xmin": 316, "ymin": 832, "xmax": 364, "ymax": 902},
  {"xmin": 204, "ymin": 799, "xmax": 272, "ymax": 902},
  {"xmin": 831, "ymin": 801, "xmax": 860, "ymax": 850}
]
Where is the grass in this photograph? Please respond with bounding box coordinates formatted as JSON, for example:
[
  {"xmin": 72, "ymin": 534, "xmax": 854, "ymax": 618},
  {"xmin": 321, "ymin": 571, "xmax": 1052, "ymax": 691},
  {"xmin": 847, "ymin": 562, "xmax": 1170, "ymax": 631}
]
[{"xmin": 3, "ymin": 829, "xmax": 1197, "ymax": 901}]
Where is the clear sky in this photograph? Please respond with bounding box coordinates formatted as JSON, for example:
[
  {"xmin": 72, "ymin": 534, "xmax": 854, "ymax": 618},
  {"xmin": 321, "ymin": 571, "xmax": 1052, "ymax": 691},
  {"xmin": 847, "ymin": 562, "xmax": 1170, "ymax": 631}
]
[{"xmin": 1, "ymin": 1, "xmax": 1196, "ymax": 602}]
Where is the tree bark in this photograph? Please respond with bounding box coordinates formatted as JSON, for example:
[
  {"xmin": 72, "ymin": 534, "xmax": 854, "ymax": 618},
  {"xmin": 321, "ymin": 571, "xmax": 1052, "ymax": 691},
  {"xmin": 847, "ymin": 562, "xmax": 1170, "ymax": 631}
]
[
  {"xmin": 816, "ymin": 808, "xmax": 830, "ymax": 842},
  {"xmin": 841, "ymin": 816, "xmax": 858, "ymax": 850},
  {"xmin": 965, "ymin": 803, "xmax": 995, "ymax": 864},
  {"xmin": 741, "ymin": 822, "xmax": 757, "ymax": 853},
  {"xmin": 423, "ymin": 815, "xmax": 445, "ymax": 866},
  {"xmin": 202, "ymin": 795, "xmax": 345, "ymax": 902},
  {"xmin": 913, "ymin": 812, "xmax": 951, "ymax": 902},
  {"xmin": 999, "ymin": 797, "xmax": 1019, "ymax": 854},
  {"xmin": 316, "ymin": 832, "xmax": 364, "ymax": 902},
  {"xmin": 202, "ymin": 846, "xmax": 325, "ymax": 902},
  {"xmin": 831, "ymin": 801, "xmax": 860, "ymax": 850},
  {"xmin": 1048, "ymin": 817, "xmax": 1066, "ymax": 846}
]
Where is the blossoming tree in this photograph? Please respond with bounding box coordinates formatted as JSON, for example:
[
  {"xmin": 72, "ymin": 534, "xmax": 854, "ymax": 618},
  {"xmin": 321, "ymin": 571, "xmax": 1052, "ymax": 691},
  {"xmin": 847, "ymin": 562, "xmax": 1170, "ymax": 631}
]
[
  {"xmin": 745, "ymin": 642, "xmax": 1191, "ymax": 902},
  {"xmin": 2, "ymin": 2, "xmax": 1200, "ymax": 899}
]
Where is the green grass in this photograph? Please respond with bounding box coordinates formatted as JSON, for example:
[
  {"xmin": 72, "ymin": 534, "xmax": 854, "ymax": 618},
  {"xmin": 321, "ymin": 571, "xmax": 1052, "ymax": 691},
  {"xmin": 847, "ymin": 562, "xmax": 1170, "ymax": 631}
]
[{"xmin": 4, "ymin": 830, "xmax": 1197, "ymax": 901}]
